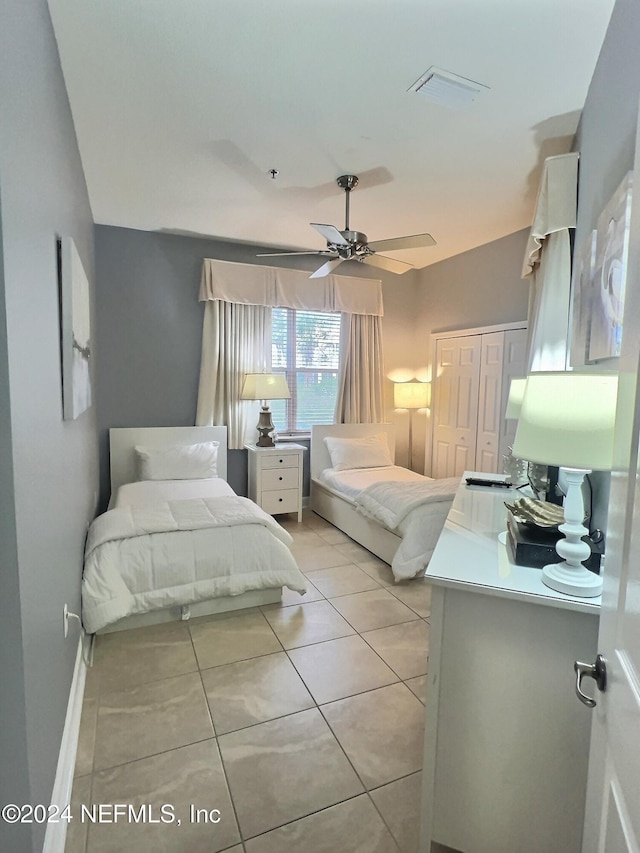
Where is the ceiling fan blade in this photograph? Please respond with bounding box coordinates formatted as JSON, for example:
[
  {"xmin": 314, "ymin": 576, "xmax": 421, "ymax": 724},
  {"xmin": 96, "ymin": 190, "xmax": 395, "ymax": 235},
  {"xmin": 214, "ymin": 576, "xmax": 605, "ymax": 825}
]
[
  {"xmin": 256, "ymin": 251, "xmax": 327, "ymax": 257},
  {"xmin": 367, "ymin": 233, "xmax": 436, "ymax": 252},
  {"xmin": 310, "ymin": 223, "xmax": 349, "ymax": 246},
  {"xmin": 310, "ymin": 258, "xmax": 346, "ymax": 279},
  {"xmin": 361, "ymin": 254, "xmax": 414, "ymax": 275}
]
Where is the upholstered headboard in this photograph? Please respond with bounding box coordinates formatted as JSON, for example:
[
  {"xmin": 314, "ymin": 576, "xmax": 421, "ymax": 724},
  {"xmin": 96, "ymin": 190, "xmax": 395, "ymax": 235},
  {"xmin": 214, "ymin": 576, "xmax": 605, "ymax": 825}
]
[
  {"xmin": 310, "ymin": 424, "xmax": 395, "ymax": 481},
  {"xmin": 109, "ymin": 426, "xmax": 228, "ymax": 496}
]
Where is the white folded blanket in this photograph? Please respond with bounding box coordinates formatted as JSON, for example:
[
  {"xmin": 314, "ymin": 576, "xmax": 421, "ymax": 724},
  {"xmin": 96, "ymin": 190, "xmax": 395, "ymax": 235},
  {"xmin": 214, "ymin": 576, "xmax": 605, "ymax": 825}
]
[
  {"xmin": 354, "ymin": 478, "xmax": 460, "ymax": 530},
  {"xmin": 82, "ymin": 496, "xmax": 305, "ymax": 633},
  {"xmin": 86, "ymin": 495, "xmax": 292, "ymax": 557}
]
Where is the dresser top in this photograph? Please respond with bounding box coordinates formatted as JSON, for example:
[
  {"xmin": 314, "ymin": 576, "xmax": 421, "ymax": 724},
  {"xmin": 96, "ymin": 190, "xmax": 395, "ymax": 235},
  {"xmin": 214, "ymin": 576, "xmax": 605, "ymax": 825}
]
[{"xmin": 426, "ymin": 474, "xmax": 601, "ymax": 614}]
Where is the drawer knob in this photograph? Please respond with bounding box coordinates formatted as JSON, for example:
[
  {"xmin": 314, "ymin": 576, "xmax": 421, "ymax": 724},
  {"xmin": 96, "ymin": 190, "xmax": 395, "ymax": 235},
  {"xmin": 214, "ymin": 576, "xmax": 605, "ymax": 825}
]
[
  {"xmin": 278, "ymin": 498, "xmax": 283, "ymax": 502},
  {"xmin": 279, "ymin": 459, "xmax": 284, "ymax": 463},
  {"xmin": 279, "ymin": 476, "xmax": 283, "ymax": 481}
]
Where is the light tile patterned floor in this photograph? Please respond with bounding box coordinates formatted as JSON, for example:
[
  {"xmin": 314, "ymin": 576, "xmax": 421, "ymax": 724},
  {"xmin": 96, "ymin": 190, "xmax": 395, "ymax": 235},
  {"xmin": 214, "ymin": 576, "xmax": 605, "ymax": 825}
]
[{"xmin": 65, "ymin": 510, "xmax": 442, "ymax": 853}]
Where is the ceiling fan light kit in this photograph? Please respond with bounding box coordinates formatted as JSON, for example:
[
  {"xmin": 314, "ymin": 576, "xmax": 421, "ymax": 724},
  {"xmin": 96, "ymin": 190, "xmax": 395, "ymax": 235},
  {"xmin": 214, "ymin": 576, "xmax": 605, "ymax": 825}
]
[{"xmin": 257, "ymin": 174, "xmax": 436, "ymax": 278}]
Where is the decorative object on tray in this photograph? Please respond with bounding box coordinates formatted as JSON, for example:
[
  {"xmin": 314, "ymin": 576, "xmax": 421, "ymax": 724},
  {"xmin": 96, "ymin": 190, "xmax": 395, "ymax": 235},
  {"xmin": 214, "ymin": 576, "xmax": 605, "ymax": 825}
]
[
  {"xmin": 502, "ymin": 447, "xmax": 528, "ymax": 484},
  {"xmin": 505, "ymin": 497, "xmax": 566, "ymax": 529}
]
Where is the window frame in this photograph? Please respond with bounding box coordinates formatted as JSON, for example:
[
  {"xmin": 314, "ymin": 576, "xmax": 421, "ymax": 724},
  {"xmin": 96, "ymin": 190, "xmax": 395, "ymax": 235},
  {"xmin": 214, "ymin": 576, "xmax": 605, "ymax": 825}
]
[{"xmin": 271, "ymin": 307, "xmax": 341, "ymax": 436}]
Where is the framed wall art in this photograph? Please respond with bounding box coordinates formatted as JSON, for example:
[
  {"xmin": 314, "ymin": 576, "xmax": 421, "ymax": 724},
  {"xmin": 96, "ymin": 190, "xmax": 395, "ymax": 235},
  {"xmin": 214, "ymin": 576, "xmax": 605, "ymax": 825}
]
[
  {"xmin": 587, "ymin": 172, "xmax": 633, "ymax": 362},
  {"xmin": 59, "ymin": 236, "xmax": 92, "ymax": 420},
  {"xmin": 569, "ymin": 229, "xmax": 597, "ymax": 367}
]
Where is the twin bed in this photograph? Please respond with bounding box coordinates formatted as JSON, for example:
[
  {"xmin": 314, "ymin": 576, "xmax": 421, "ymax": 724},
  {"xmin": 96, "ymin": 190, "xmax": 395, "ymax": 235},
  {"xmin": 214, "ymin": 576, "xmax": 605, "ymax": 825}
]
[
  {"xmin": 81, "ymin": 423, "xmax": 458, "ymax": 635},
  {"xmin": 311, "ymin": 424, "xmax": 459, "ymax": 581},
  {"xmin": 82, "ymin": 426, "xmax": 306, "ymax": 634}
]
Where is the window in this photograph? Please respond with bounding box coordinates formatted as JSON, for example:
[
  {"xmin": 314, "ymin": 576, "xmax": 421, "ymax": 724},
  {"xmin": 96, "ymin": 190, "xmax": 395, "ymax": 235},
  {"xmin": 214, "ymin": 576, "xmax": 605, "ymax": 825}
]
[{"xmin": 270, "ymin": 307, "xmax": 341, "ymax": 434}]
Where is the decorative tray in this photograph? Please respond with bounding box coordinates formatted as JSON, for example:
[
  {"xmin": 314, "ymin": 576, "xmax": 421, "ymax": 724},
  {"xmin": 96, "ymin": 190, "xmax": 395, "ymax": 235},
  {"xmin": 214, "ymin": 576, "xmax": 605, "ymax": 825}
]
[{"xmin": 504, "ymin": 497, "xmax": 565, "ymax": 529}]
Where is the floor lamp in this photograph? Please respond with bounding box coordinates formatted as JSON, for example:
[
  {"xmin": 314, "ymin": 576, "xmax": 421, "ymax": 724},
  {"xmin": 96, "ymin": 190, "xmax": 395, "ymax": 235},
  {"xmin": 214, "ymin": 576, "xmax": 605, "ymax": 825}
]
[
  {"xmin": 512, "ymin": 371, "xmax": 618, "ymax": 598},
  {"xmin": 394, "ymin": 381, "xmax": 430, "ymax": 471}
]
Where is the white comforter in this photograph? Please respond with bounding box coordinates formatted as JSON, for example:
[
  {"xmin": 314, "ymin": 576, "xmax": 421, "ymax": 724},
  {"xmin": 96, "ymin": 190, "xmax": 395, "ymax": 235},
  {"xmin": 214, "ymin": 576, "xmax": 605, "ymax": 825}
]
[
  {"xmin": 82, "ymin": 496, "xmax": 307, "ymax": 633},
  {"xmin": 355, "ymin": 477, "xmax": 460, "ymax": 581}
]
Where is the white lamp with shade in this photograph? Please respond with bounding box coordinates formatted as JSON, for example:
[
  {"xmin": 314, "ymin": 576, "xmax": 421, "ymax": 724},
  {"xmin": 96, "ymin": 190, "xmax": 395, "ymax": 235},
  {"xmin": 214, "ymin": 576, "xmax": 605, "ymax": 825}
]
[
  {"xmin": 512, "ymin": 371, "xmax": 618, "ymax": 598},
  {"xmin": 240, "ymin": 373, "xmax": 291, "ymax": 447},
  {"xmin": 394, "ymin": 381, "xmax": 430, "ymax": 471}
]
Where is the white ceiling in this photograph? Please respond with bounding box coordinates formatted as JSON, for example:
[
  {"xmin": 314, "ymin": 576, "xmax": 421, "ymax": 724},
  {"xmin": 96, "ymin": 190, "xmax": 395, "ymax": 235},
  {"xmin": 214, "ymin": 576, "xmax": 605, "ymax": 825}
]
[{"xmin": 48, "ymin": 0, "xmax": 614, "ymax": 271}]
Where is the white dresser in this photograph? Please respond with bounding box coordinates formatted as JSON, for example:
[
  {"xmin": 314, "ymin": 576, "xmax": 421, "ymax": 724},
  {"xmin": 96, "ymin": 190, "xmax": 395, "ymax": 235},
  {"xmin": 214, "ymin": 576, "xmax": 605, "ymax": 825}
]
[
  {"xmin": 420, "ymin": 477, "xmax": 600, "ymax": 853},
  {"xmin": 245, "ymin": 443, "xmax": 306, "ymax": 522}
]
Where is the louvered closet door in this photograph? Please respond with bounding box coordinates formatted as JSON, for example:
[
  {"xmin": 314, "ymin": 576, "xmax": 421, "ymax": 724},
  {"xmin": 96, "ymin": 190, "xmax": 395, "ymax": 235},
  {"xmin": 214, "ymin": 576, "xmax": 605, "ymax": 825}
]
[
  {"xmin": 475, "ymin": 332, "xmax": 504, "ymax": 473},
  {"xmin": 432, "ymin": 336, "xmax": 481, "ymax": 478}
]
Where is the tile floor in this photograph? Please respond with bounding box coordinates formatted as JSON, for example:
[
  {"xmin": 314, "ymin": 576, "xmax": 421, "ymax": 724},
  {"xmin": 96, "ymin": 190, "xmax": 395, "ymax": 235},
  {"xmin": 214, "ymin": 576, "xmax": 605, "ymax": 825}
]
[{"xmin": 65, "ymin": 509, "xmax": 453, "ymax": 853}]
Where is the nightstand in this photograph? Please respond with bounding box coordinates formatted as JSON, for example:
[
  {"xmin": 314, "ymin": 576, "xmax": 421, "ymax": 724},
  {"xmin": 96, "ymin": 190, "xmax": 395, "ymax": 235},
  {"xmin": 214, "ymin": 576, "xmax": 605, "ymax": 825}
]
[{"xmin": 245, "ymin": 443, "xmax": 306, "ymax": 522}]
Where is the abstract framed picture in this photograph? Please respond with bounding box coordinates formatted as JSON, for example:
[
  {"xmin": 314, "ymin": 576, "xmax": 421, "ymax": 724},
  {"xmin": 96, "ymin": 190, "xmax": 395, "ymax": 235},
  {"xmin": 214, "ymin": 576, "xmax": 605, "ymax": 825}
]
[
  {"xmin": 59, "ymin": 236, "xmax": 92, "ymax": 420},
  {"xmin": 587, "ymin": 172, "xmax": 633, "ymax": 362},
  {"xmin": 569, "ymin": 229, "xmax": 597, "ymax": 367}
]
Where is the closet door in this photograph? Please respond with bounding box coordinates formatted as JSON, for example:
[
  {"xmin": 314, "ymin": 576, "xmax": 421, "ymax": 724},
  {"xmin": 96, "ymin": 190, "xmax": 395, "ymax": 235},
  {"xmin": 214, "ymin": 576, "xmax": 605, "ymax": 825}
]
[
  {"xmin": 432, "ymin": 336, "xmax": 481, "ymax": 478},
  {"xmin": 475, "ymin": 332, "xmax": 504, "ymax": 473}
]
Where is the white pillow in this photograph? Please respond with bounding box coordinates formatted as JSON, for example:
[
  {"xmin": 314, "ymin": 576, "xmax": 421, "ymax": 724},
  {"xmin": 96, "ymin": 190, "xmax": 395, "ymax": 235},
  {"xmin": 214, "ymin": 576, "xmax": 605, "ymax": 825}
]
[
  {"xmin": 135, "ymin": 441, "xmax": 219, "ymax": 480},
  {"xmin": 324, "ymin": 433, "xmax": 393, "ymax": 471}
]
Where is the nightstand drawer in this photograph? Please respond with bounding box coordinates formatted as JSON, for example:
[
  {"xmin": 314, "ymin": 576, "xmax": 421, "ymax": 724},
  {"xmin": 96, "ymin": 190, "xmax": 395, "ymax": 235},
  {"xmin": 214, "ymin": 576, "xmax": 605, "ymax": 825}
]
[
  {"xmin": 261, "ymin": 489, "xmax": 299, "ymax": 514},
  {"xmin": 260, "ymin": 453, "xmax": 299, "ymax": 470},
  {"xmin": 261, "ymin": 467, "xmax": 299, "ymax": 491}
]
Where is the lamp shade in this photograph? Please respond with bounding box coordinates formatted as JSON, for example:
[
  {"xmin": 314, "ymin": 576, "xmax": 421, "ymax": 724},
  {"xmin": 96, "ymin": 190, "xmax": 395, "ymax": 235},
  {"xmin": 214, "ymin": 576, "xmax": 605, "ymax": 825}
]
[
  {"xmin": 240, "ymin": 373, "xmax": 291, "ymax": 401},
  {"xmin": 505, "ymin": 377, "xmax": 526, "ymax": 420},
  {"xmin": 512, "ymin": 372, "xmax": 618, "ymax": 470},
  {"xmin": 394, "ymin": 381, "xmax": 430, "ymax": 409}
]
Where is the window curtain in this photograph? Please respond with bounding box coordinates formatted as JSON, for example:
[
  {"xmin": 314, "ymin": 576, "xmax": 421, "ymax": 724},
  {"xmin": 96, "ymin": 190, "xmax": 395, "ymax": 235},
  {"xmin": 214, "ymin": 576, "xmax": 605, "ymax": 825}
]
[
  {"xmin": 197, "ymin": 259, "xmax": 385, "ymax": 438},
  {"xmin": 199, "ymin": 258, "xmax": 383, "ymax": 316},
  {"xmin": 195, "ymin": 300, "xmax": 270, "ymax": 448},
  {"xmin": 334, "ymin": 313, "xmax": 384, "ymax": 423},
  {"xmin": 522, "ymin": 152, "xmax": 579, "ymax": 371}
]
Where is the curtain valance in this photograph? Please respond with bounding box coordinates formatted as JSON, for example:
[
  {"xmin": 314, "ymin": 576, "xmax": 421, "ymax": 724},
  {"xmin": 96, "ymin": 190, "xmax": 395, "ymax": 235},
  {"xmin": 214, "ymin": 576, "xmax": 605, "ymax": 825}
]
[
  {"xmin": 522, "ymin": 152, "xmax": 579, "ymax": 278},
  {"xmin": 199, "ymin": 258, "xmax": 384, "ymax": 316}
]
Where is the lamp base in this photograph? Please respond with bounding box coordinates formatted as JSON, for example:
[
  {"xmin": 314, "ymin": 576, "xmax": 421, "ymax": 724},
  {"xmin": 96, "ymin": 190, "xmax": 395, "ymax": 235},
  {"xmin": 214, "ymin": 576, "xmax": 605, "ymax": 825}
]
[
  {"xmin": 256, "ymin": 430, "xmax": 276, "ymax": 448},
  {"xmin": 541, "ymin": 561, "xmax": 603, "ymax": 598},
  {"xmin": 255, "ymin": 404, "xmax": 276, "ymax": 447}
]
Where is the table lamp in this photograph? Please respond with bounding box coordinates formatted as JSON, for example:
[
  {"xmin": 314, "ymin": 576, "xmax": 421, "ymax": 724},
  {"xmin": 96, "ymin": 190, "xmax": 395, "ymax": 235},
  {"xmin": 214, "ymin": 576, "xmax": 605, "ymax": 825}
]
[
  {"xmin": 394, "ymin": 381, "xmax": 430, "ymax": 471},
  {"xmin": 512, "ymin": 371, "xmax": 618, "ymax": 597},
  {"xmin": 240, "ymin": 373, "xmax": 291, "ymax": 447}
]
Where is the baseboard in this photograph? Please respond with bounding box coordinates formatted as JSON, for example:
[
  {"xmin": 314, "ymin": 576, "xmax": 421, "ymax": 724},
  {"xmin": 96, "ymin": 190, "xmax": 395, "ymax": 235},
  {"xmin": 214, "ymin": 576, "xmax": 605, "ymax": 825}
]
[{"xmin": 42, "ymin": 635, "xmax": 87, "ymax": 853}]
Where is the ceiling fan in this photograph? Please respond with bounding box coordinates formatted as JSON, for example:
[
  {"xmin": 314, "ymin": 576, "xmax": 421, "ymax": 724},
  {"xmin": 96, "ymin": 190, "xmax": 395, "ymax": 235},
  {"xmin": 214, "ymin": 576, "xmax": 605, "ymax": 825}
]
[{"xmin": 257, "ymin": 174, "xmax": 436, "ymax": 278}]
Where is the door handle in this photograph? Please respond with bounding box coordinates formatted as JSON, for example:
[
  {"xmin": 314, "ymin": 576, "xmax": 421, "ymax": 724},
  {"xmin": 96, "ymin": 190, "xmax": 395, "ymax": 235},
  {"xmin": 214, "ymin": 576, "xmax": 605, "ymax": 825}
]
[{"xmin": 574, "ymin": 654, "xmax": 607, "ymax": 708}]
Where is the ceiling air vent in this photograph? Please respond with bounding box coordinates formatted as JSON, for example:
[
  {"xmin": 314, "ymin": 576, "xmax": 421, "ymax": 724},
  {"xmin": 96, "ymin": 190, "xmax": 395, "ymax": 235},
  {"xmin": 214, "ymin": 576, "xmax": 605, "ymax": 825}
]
[{"xmin": 409, "ymin": 66, "xmax": 489, "ymax": 109}]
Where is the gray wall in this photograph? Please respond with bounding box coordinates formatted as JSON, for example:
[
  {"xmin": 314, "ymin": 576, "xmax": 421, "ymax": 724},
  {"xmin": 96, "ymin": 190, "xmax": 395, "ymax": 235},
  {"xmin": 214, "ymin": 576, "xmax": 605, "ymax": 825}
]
[
  {"xmin": 411, "ymin": 228, "xmax": 531, "ymax": 472},
  {"xmin": 574, "ymin": 0, "xmax": 640, "ymax": 246},
  {"xmin": 0, "ymin": 2, "xmax": 98, "ymax": 850},
  {"xmin": 571, "ymin": 0, "xmax": 640, "ymax": 533},
  {"xmin": 94, "ymin": 226, "xmax": 422, "ymax": 498},
  {"xmin": 414, "ymin": 228, "xmax": 531, "ymax": 339},
  {"xmin": 0, "ymin": 189, "xmax": 30, "ymax": 853}
]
